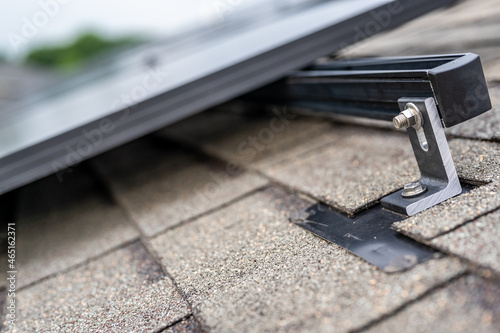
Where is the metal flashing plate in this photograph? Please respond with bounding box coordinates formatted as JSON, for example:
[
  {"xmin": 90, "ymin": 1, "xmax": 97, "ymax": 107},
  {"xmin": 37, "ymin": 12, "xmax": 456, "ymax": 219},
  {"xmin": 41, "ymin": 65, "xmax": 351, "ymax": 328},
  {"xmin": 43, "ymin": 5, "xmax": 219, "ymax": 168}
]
[
  {"xmin": 291, "ymin": 185, "xmax": 474, "ymax": 272},
  {"xmin": 290, "ymin": 203, "xmax": 439, "ymax": 273}
]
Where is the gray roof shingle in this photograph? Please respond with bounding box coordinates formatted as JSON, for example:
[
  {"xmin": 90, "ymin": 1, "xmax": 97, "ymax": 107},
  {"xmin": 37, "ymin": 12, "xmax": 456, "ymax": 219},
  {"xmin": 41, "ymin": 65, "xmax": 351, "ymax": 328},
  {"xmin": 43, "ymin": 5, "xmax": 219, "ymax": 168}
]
[
  {"xmin": 15, "ymin": 168, "xmax": 139, "ymax": 288},
  {"xmin": 366, "ymin": 275, "xmax": 500, "ymax": 333},
  {"xmin": 9, "ymin": 242, "xmax": 190, "ymax": 332},
  {"xmin": 92, "ymin": 137, "xmax": 267, "ymax": 237},
  {"xmin": 151, "ymin": 187, "xmax": 465, "ymax": 332}
]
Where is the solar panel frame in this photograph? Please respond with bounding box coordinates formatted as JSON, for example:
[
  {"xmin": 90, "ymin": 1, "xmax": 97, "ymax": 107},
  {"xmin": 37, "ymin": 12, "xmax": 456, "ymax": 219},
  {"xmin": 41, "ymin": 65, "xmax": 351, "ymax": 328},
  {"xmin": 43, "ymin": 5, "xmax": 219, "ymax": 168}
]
[{"xmin": 0, "ymin": 0, "xmax": 458, "ymax": 195}]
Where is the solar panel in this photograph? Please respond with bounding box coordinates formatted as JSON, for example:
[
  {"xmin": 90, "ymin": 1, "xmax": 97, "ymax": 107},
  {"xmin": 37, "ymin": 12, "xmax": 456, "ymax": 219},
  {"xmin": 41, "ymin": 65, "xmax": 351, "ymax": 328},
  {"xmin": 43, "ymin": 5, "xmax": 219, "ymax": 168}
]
[{"xmin": 0, "ymin": 0, "xmax": 458, "ymax": 195}]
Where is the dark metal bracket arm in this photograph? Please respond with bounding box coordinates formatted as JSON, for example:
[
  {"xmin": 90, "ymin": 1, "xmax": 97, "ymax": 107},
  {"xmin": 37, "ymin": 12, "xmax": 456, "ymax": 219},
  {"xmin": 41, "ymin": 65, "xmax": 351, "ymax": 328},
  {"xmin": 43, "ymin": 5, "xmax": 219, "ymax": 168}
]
[{"xmin": 246, "ymin": 53, "xmax": 492, "ymax": 215}]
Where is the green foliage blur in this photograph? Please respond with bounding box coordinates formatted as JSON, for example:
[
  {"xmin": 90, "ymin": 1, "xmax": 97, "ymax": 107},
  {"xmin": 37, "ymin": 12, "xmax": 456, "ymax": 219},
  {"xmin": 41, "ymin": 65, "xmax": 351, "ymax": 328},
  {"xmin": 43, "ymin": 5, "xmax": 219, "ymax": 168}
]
[{"xmin": 24, "ymin": 32, "xmax": 145, "ymax": 72}]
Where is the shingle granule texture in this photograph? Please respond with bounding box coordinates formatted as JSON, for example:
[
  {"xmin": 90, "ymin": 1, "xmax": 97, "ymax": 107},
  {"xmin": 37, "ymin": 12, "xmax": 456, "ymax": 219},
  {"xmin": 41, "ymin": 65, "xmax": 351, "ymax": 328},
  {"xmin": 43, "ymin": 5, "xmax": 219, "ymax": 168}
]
[
  {"xmin": 338, "ymin": 0, "xmax": 500, "ymax": 82},
  {"xmin": 367, "ymin": 275, "xmax": 500, "ymax": 333},
  {"xmin": 161, "ymin": 109, "xmax": 499, "ymax": 219},
  {"xmin": 93, "ymin": 138, "xmax": 267, "ymax": 237},
  {"xmin": 259, "ymin": 127, "xmax": 417, "ymax": 215},
  {"xmin": 394, "ymin": 139, "xmax": 500, "ymax": 240},
  {"xmin": 159, "ymin": 110, "xmax": 337, "ymax": 169},
  {"xmin": 16, "ymin": 168, "xmax": 138, "ymax": 288},
  {"xmin": 8, "ymin": 242, "xmax": 190, "ymax": 332},
  {"xmin": 394, "ymin": 181, "xmax": 500, "ymax": 240},
  {"xmin": 161, "ymin": 112, "xmax": 422, "ymax": 215},
  {"xmin": 450, "ymin": 139, "xmax": 500, "ymax": 184},
  {"xmin": 151, "ymin": 187, "xmax": 465, "ymax": 332},
  {"xmin": 431, "ymin": 209, "xmax": 500, "ymax": 274},
  {"xmin": 448, "ymin": 84, "xmax": 500, "ymax": 142},
  {"xmin": 163, "ymin": 316, "xmax": 204, "ymax": 333}
]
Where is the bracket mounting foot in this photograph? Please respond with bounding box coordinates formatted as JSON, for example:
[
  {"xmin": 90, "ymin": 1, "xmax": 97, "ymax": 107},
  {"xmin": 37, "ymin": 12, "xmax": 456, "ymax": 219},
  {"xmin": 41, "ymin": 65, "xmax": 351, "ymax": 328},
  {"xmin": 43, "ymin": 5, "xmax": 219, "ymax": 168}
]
[{"xmin": 381, "ymin": 97, "xmax": 462, "ymax": 216}]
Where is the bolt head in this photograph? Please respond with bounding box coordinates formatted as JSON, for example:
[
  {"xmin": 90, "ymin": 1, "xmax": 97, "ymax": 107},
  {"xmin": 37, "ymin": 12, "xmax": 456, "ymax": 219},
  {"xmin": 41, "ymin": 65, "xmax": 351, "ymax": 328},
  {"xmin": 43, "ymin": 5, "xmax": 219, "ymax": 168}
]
[{"xmin": 402, "ymin": 181, "xmax": 427, "ymax": 198}]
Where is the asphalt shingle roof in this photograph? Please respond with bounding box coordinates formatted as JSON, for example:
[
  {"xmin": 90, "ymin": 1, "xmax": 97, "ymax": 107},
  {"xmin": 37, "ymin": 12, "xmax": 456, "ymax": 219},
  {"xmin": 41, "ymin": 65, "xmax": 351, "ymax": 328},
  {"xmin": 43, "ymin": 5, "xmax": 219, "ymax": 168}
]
[
  {"xmin": 151, "ymin": 187, "xmax": 465, "ymax": 332},
  {"xmin": 12, "ymin": 242, "xmax": 190, "ymax": 332},
  {"xmin": 366, "ymin": 275, "xmax": 500, "ymax": 333},
  {"xmin": 15, "ymin": 168, "xmax": 139, "ymax": 288}
]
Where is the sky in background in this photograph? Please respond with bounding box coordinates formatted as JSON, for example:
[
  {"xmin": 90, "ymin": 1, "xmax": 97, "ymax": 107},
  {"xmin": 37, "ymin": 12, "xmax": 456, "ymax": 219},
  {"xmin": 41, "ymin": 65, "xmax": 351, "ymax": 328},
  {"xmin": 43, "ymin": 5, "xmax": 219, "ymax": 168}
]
[{"xmin": 0, "ymin": 0, "xmax": 266, "ymax": 61}]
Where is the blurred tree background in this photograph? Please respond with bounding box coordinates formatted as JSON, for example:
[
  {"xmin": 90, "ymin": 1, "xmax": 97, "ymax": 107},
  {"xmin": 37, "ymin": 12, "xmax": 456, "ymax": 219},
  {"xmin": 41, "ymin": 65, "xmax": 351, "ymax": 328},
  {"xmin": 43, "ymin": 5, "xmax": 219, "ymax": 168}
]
[{"xmin": 24, "ymin": 32, "xmax": 145, "ymax": 72}]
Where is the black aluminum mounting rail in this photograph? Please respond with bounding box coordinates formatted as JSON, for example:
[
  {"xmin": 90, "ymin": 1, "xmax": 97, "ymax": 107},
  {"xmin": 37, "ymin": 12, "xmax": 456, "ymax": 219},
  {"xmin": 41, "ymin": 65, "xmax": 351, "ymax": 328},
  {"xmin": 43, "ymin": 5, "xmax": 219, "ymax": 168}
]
[
  {"xmin": 247, "ymin": 53, "xmax": 491, "ymax": 127},
  {"xmin": 246, "ymin": 53, "xmax": 492, "ymax": 215}
]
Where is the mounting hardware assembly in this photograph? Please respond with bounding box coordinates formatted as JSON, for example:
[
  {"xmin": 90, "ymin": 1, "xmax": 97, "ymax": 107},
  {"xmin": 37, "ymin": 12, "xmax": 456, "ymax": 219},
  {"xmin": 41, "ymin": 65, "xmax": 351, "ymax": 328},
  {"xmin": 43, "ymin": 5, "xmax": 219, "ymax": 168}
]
[
  {"xmin": 380, "ymin": 97, "xmax": 462, "ymax": 215},
  {"xmin": 248, "ymin": 53, "xmax": 492, "ymax": 215},
  {"xmin": 248, "ymin": 53, "xmax": 492, "ymax": 271},
  {"xmin": 393, "ymin": 103, "xmax": 422, "ymax": 130}
]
